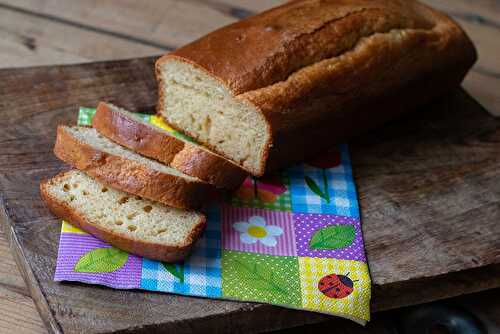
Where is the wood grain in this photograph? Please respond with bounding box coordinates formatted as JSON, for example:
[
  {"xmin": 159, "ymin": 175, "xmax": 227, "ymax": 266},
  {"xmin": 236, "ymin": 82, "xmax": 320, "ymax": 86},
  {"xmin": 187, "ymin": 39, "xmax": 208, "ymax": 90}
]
[
  {"xmin": 0, "ymin": 234, "xmax": 47, "ymax": 334},
  {"xmin": 0, "ymin": 286, "xmax": 48, "ymax": 334},
  {"xmin": 0, "ymin": 0, "xmax": 236, "ymax": 51},
  {"xmin": 421, "ymin": 0, "xmax": 500, "ymax": 116},
  {"xmin": 0, "ymin": 55, "xmax": 499, "ymax": 333},
  {"xmin": 0, "ymin": 6, "xmax": 163, "ymax": 68}
]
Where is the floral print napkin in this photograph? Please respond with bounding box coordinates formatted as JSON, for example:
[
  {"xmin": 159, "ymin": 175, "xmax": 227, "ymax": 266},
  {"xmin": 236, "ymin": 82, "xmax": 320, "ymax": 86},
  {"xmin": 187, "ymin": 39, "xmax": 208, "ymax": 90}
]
[{"xmin": 54, "ymin": 107, "xmax": 371, "ymax": 324}]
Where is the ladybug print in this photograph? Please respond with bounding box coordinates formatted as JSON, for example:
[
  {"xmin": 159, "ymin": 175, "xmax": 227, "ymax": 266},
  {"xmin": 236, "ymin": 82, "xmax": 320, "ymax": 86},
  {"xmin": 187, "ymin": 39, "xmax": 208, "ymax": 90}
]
[{"xmin": 318, "ymin": 273, "xmax": 357, "ymax": 299}]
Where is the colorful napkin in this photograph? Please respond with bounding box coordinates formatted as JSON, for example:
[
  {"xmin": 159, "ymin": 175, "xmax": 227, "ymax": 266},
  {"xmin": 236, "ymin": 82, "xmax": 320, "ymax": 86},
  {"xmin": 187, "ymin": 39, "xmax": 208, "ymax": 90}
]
[{"xmin": 55, "ymin": 107, "xmax": 371, "ymax": 324}]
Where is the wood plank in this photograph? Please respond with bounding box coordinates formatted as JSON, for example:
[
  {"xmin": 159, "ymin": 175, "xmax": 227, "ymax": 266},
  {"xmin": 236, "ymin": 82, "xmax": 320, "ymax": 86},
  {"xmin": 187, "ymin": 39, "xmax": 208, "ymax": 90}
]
[
  {"xmin": 0, "ymin": 284, "xmax": 47, "ymax": 334},
  {"xmin": 0, "ymin": 5, "xmax": 163, "ymax": 68},
  {"xmin": 0, "ymin": 57, "xmax": 499, "ymax": 334},
  {"xmin": 0, "ymin": 232, "xmax": 47, "ymax": 334},
  {"xmin": 421, "ymin": 0, "xmax": 500, "ymax": 115},
  {"xmin": 465, "ymin": 70, "xmax": 500, "ymax": 117},
  {"xmin": 423, "ymin": 0, "xmax": 500, "ymax": 23},
  {"xmin": 0, "ymin": 231, "xmax": 29, "ymax": 294},
  {"xmin": 0, "ymin": 0, "xmax": 237, "ymax": 50}
]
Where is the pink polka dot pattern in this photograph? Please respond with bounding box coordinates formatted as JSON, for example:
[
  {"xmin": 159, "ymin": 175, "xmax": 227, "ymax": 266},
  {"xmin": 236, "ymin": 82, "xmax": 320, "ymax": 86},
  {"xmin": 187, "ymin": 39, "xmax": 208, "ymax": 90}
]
[{"xmin": 293, "ymin": 213, "xmax": 366, "ymax": 262}]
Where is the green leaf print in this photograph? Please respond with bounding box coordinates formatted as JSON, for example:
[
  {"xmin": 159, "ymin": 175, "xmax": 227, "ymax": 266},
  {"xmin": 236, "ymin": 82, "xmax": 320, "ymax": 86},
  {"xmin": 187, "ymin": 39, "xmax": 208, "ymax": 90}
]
[
  {"xmin": 222, "ymin": 251, "xmax": 301, "ymax": 307},
  {"xmin": 232, "ymin": 258, "xmax": 289, "ymax": 296},
  {"xmin": 304, "ymin": 175, "xmax": 330, "ymax": 202},
  {"xmin": 74, "ymin": 247, "xmax": 129, "ymax": 273},
  {"xmin": 309, "ymin": 224, "xmax": 356, "ymax": 250},
  {"xmin": 162, "ymin": 262, "xmax": 185, "ymax": 283}
]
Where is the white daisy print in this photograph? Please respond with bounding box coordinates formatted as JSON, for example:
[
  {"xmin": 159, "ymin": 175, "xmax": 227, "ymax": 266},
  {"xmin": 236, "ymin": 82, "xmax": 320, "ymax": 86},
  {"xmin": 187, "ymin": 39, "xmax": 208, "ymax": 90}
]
[{"xmin": 233, "ymin": 215, "xmax": 283, "ymax": 247}]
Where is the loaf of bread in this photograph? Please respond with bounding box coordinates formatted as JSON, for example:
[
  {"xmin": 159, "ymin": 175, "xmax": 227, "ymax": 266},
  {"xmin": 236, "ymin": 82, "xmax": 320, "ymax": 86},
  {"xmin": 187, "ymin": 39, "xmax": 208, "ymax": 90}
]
[
  {"xmin": 54, "ymin": 125, "xmax": 214, "ymax": 209},
  {"xmin": 92, "ymin": 102, "xmax": 247, "ymax": 189},
  {"xmin": 41, "ymin": 170, "xmax": 205, "ymax": 262},
  {"xmin": 156, "ymin": 0, "xmax": 476, "ymax": 176}
]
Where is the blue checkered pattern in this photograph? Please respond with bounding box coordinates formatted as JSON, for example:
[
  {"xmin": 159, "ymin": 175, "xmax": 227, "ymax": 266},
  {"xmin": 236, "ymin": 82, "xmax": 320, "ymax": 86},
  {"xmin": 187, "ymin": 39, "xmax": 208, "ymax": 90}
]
[
  {"xmin": 288, "ymin": 144, "xmax": 360, "ymax": 218},
  {"xmin": 140, "ymin": 205, "xmax": 222, "ymax": 297}
]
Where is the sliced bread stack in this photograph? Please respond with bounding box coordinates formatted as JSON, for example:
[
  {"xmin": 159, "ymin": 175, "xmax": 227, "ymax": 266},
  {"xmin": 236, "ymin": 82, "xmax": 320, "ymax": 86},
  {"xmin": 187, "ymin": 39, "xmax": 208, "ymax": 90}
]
[
  {"xmin": 92, "ymin": 102, "xmax": 247, "ymax": 190},
  {"xmin": 41, "ymin": 170, "xmax": 205, "ymax": 262},
  {"xmin": 42, "ymin": 102, "xmax": 248, "ymax": 262}
]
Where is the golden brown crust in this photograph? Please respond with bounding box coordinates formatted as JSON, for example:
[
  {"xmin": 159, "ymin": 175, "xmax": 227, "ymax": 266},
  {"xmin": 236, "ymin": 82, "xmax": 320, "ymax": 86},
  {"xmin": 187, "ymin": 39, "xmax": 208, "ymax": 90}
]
[
  {"xmin": 93, "ymin": 102, "xmax": 247, "ymax": 189},
  {"xmin": 169, "ymin": 144, "xmax": 247, "ymax": 189},
  {"xmin": 40, "ymin": 172, "xmax": 205, "ymax": 262},
  {"xmin": 159, "ymin": 0, "xmax": 437, "ymax": 95},
  {"xmin": 53, "ymin": 125, "xmax": 214, "ymax": 209},
  {"xmin": 156, "ymin": 0, "xmax": 477, "ymax": 175}
]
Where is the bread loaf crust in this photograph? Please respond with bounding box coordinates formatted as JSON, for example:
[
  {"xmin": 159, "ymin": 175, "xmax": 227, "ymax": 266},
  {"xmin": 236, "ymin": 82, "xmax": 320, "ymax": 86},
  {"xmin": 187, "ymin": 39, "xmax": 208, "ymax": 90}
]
[
  {"xmin": 54, "ymin": 126, "xmax": 214, "ymax": 209},
  {"xmin": 157, "ymin": 0, "xmax": 477, "ymax": 175},
  {"xmin": 93, "ymin": 102, "xmax": 247, "ymax": 189},
  {"xmin": 40, "ymin": 172, "xmax": 205, "ymax": 262}
]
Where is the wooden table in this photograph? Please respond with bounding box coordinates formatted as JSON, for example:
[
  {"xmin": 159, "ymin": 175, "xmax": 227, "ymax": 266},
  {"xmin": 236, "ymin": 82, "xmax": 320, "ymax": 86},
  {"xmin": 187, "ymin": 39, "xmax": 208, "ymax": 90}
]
[{"xmin": 0, "ymin": 1, "xmax": 499, "ymax": 333}]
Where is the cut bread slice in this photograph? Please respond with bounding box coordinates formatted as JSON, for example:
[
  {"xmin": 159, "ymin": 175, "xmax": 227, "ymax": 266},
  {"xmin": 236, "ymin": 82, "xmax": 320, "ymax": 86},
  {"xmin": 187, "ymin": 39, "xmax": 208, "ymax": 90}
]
[
  {"xmin": 157, "ymin": 58, "xmax": 270, "ymax": 176},
  {"xmin": 54, "ymin": 125, "xmax": 214, "ymax": 209},
  {"xmin": 40, "ymin": 170, "xmax": 205, "ymax": 262},
  {"xmin": 92, "ymin": 102, "xmax": 247, "ymax": 189}
]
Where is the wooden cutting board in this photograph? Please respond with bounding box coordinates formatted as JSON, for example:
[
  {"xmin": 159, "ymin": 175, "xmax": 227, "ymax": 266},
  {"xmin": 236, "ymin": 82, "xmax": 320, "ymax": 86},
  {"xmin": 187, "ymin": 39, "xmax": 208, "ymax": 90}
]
[{"xmin": 0, "ymin": 57, "xmax": 499, "ymax": 334}]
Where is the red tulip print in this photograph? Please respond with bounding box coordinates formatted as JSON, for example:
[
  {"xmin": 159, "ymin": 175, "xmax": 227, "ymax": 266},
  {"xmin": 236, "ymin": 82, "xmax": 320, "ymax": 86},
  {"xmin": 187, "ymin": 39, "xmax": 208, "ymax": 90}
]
[{"xmin": 305, "ymin": 149, "xmax": 341, "ymax": 203}]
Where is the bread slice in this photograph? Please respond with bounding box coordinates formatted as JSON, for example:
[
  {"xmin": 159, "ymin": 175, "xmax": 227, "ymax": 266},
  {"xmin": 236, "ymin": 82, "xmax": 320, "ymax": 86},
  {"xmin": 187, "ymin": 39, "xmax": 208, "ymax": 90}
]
[
  {"xmin": 92, "ymin": 102, "xmax": 247, "ymax": 190},
  {"xmin": 156, "ymin": 0, "xmax": 476, "ymax": 176},
  {"xmin": 40, "ymin": 170, "xmax": 205, "ymax": 262},
  {"xmin": 54, "ymin": 125, "xmax": 214, "ymax": 209},
  {"xmin": 157, "ymin": 59, "xmax": 270, "ymax": 176}
]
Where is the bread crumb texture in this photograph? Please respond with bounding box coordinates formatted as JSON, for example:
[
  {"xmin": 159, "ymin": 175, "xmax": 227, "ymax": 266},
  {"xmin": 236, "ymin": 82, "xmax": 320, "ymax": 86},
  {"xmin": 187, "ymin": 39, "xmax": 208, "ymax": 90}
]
[{"xmin": 44, "ymin": 170, "xmax": 203, "ymax": 245}]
